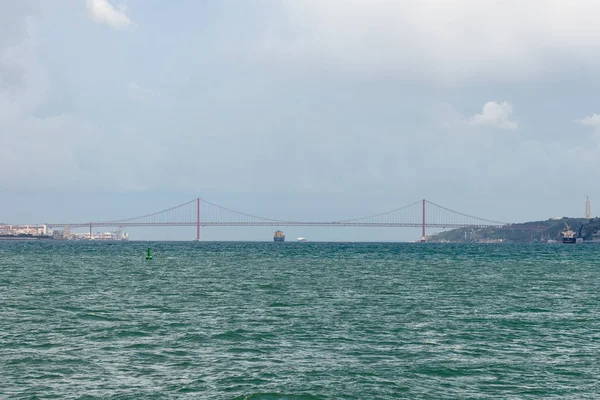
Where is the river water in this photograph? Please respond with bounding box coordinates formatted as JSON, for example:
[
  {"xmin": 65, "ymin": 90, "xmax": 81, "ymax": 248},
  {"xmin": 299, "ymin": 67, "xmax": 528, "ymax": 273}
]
[{"xmin": 1, "ymin": 241, "xmax": 599, "ymax": 399}]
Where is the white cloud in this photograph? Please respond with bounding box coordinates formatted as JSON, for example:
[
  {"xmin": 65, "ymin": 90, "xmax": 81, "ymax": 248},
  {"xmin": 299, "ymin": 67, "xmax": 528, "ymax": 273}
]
[
  {"xmin": 270, "ymin": 0, "xmax": 600, "ymax": 80},
  {"xmin": 469, "ymin": 101, "xmax": 518, "ymax": 130},
  {"xmin": 576, "ymin": 114, "xmax": 600, "ymax": 127},
  {"xmin": 86, "ymin": 0, "xmax": 133, "ymax": 30}
]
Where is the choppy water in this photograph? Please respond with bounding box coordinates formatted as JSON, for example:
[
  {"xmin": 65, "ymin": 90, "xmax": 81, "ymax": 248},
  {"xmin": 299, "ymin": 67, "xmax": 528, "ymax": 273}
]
[{"xmin": 1, "ymin": 241, "xmax": 600, "ymax": 399}]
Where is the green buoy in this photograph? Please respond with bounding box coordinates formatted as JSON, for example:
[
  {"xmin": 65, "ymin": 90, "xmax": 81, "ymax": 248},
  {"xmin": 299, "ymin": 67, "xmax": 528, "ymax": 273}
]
[{"xmin": 146, "ymin": 247, "xmax": 152, "ymax": 260}]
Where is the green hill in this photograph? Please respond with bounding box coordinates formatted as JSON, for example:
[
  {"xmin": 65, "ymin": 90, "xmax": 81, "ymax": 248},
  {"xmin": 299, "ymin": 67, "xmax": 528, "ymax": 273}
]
[{"xmin": 428, "ymin": 217, "xmax": 600, "ymax": 243}]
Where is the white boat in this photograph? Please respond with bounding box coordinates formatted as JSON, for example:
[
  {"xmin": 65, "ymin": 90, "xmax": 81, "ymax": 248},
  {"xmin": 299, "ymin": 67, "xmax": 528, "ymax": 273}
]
[{"xmin": 297, "ymin": 237, "xmax": 307, "ymax": 242}]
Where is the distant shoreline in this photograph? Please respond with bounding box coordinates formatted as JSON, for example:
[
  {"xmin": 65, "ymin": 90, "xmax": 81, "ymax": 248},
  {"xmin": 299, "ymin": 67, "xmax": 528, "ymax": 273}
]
[{"xmin": 0, "ymin": 236, "xmax": 53, "ymax": 241}]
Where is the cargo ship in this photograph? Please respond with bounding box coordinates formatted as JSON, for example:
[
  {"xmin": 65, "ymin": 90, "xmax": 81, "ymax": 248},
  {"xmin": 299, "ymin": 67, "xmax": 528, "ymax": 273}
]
[
  {"xmin": 274, "ymin": 230, "xmax": 285, "ymax": 242},
  {"xmin": 561, "ymin": 222, "xmax": 577, "ymax": 244}
]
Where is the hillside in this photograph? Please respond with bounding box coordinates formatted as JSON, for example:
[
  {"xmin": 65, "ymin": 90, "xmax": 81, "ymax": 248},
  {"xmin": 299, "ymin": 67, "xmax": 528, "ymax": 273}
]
[{"xmin": 428, "ymin": 217, "xmax": 600, "ymax": 243}]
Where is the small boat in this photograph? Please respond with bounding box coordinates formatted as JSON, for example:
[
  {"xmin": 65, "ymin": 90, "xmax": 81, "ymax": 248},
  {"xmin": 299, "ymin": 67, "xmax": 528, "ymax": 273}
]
[
  {"xmin": 297, "ymin": 237, "xmax": 307, "ymax": 242},
  {"xmin": 561, "ymin": 222, "xmax": 577, "ymax": 244}
]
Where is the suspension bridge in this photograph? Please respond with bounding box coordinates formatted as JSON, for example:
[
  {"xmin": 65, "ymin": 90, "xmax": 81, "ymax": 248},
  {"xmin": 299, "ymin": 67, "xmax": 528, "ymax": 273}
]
[{"xmin": 39, "ymin": 198, "xmax": 507, "ymax": 241}]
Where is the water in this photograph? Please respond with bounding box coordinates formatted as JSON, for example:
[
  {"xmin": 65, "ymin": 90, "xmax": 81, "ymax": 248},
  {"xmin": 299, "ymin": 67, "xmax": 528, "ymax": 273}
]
[{"xmin": 1, "ymin": 241, "xmax": 600, "ymax": 399}]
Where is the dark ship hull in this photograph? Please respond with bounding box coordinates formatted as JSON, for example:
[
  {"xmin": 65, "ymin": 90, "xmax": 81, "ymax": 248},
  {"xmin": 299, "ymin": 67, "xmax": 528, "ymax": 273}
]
[
  {"xmin": 0, "ymin": 234, "xmax": 52, "ymax": 240},
  {"xmin": 273, "ymin": 230, "xmax": 285, "ymax": 242},
  {"xmin": 562, "ymin": 237, "xmax": 576, "ymax": 244}
]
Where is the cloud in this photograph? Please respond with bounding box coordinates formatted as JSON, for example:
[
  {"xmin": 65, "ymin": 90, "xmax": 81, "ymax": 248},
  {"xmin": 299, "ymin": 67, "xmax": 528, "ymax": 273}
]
[
  {"xmin": 86, "ymin": 0, "xmax": 133, "ymax": 30},
  {"xmin": 0, "ymin": 1, "xmax": 38, "ymax": 51},
  {"xmin": 576, "ymin": 114, "xmax": 600, "ymax": 127},
  {"xmin": 3, "ymin": 0, "xmax": 600, "ymax": 206},
  {"xmin": 267, "ymin": 0, "xmax": 600, "ymax": 81},
  {"xmin": 1, "ymin": 114, "xmax": 165, "ymax": 191},
  {"xmin": 0, "ymin": 2, "xmax": 47, "ymax": 122},
  {"xmin": 469, "ymin": 101, "xmax": 518, "ymax": 130},
  {"xmin": 0, "ymin": 3, "xmax": 150, "ymax": 191}
]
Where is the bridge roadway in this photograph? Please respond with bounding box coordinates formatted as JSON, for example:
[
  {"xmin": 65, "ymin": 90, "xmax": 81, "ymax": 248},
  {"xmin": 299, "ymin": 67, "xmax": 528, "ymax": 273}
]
[
  {"xmin": 46, "ymin": 222, "xmax": 504, "ymax": 229},
  {"xmin": 34, "ymin": 197, "xmax": 513, "ymax": 241}
]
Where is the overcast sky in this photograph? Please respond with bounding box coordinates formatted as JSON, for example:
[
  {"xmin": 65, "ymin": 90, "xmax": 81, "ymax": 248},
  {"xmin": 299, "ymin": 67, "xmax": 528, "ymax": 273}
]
[{"xmin": 1, "ymin": 0, "xmax": 599, "ymax": 241}]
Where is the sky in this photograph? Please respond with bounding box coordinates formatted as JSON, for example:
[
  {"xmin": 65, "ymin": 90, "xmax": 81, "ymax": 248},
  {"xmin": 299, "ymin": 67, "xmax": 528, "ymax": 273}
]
[{"xmin": 1, "ymin": 0, "xmax": 600, "ymax": 241}]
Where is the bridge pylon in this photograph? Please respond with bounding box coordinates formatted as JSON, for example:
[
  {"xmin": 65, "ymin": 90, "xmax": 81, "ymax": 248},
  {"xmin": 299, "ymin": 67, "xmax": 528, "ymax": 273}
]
[
  {"xmin": 421, "ymin": 199, "xmax": 426, "ymax": 242},
  {"xmin": 196, "ymin": 198, "xmax": 201, "ymax": 241}
]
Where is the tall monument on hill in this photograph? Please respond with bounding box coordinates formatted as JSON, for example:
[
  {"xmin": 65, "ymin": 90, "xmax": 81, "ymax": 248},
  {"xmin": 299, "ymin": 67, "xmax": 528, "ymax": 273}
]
[{"xmin": 585, "ymin": 196, "xmax": 591, "ymax": 219}]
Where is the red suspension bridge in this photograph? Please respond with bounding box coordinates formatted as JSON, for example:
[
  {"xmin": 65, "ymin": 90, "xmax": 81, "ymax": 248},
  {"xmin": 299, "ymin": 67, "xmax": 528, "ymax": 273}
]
[{"xmin": 43, "ymin": 198, "xmax": 507, "ymax": 240}]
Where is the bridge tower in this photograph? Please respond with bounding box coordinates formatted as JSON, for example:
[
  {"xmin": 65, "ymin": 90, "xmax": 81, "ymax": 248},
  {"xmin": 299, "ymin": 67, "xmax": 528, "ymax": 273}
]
[
  {"xmin": 196, "ymin": 198, "xmax": 201, "ymax": 241},
  {"xmin": 421, "ymin": 199, "xmax": 426, "ymax": 242}
]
